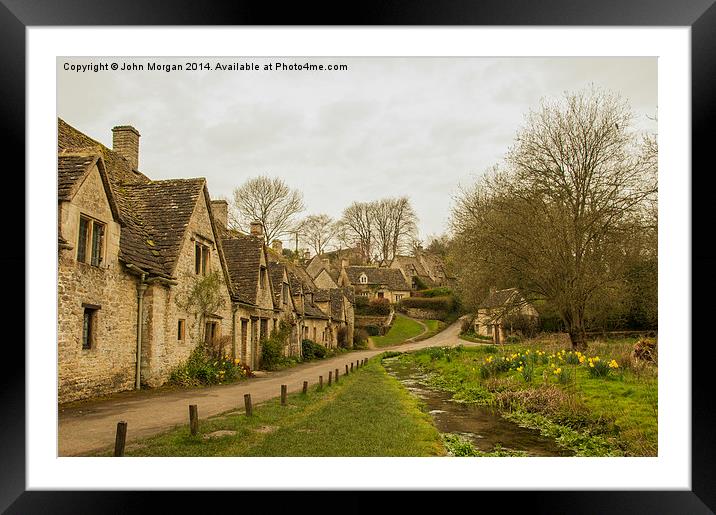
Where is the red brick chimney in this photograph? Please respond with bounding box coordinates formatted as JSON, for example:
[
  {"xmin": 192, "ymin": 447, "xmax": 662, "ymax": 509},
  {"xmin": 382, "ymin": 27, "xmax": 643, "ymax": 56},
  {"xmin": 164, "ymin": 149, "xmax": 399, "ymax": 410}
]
[{"xmin": 112, "ymin": 125, "xmax": 141, "ymax": 170}]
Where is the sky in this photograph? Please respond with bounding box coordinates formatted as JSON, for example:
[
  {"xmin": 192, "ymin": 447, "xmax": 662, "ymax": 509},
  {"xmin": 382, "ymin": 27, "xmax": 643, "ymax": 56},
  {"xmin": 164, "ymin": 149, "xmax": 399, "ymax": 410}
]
[{"xmin": 57, "ymin": 57, "xmax": 657, "ymax": 247}]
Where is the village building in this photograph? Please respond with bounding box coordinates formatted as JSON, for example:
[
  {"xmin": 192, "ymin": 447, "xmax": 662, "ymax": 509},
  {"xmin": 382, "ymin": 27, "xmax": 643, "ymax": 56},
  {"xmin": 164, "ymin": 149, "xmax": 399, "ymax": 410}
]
[
  {"xmin": 388, "ymin": 252, "xmax": 455, "ymax": 289},
  {"xmin": 474, "ymin": 288, "xmax": 540, "ymax": 344},
  {"xmin": 58, "ymin": 119, "xmax": 234, "ymax": 402},
  {"xmin": 58, "ymin": 119, "xmax": 356, "ymax": 403},
  {"xmin": 338, "ymin": 265, "xmax": 411, "ymax": 304}
]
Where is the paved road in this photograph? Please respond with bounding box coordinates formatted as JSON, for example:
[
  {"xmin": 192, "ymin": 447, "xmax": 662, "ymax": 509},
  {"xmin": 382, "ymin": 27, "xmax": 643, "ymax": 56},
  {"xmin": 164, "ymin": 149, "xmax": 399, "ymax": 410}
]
[{"xmin": 58, "ymin": 318, "xmax": 470, "ymax": 456}]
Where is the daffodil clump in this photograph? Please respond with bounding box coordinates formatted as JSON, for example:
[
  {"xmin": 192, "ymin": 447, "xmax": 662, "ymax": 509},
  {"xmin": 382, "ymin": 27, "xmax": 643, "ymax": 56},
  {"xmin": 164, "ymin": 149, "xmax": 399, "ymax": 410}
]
[{"xmin": 169, "ymin": 346, "xmax": 250, "ymax": 387}]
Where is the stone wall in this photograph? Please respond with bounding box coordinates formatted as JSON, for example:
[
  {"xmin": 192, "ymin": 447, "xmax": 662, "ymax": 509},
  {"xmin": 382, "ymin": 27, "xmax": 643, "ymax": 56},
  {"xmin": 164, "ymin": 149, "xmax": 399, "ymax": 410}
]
[
  {"xmin": 141, "ymin": 192, "xmax": 234, "ymax": 387},
  {"xmin": 58, "ymin": 165, "xmax": 138, "ymax": 403}
]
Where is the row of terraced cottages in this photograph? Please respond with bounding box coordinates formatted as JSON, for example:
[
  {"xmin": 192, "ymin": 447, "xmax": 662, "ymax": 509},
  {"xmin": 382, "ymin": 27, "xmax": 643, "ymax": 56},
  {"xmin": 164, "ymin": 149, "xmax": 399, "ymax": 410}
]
[{"xmin": 57, "ymin": 119, "xmax": 354, "ymax": 403}]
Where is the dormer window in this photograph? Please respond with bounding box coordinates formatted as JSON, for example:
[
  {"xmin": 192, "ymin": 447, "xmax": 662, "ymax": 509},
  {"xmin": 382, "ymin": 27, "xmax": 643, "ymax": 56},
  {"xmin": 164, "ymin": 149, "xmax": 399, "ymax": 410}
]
[
  {"xmin": 359, "ymin": 273, "xmax": 368, "ymax": 284},
  {"xmin": 77, "ymin": 215, "xmax": 105, "ymax": 267},
  {"xmin": 195, "ymin": 242, "xmax": 210, "ymax": 275}
]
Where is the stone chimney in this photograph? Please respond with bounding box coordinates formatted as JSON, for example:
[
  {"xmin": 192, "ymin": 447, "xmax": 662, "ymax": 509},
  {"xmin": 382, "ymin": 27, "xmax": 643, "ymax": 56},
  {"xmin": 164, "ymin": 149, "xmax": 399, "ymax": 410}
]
[
  {"xmin": 341, "ymin": 258, "xmax": 349, "ymax": 269},
  {"xmin": 303, "ymin": 250, "xmax": 311, "ymax": 260},
  {"xmin": 250, "ymin": 221, "xmax": 263, "ymax": 237},
  {"xmin": 112, "ymin": 125, "xmax": 140, "ymax": 170},
  {"xmin": 211, "ymin": 200, "xmax": 228, "ymax": 231},
  {"xmin": 272, "ymin": 239, "xmax": 283, "ymax": 254}
]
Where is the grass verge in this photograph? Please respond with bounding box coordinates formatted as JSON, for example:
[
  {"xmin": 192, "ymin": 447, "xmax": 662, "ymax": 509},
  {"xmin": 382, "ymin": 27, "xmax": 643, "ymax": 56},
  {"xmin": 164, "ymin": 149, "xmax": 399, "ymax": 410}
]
[
  {"xmin": 371, "ymin": 314, "xmax": 426, "ymax": 347},
  {"xmin": 100, "ymin": 358, "xmax": 445, "ymax": 457}
]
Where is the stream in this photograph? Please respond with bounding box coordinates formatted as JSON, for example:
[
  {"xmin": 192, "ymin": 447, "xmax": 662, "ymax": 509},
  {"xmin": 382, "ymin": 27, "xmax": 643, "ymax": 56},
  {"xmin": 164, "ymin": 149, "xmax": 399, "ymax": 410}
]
[{"xmin": 383, "ymin": 357, "xmax": 572, "ymax": 457}]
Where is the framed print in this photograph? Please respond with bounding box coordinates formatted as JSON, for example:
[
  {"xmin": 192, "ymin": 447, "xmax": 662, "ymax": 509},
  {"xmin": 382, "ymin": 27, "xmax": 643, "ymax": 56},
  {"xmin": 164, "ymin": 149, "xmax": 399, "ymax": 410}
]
[{"xmin": 6, "ymin": 0, "xmax": 715, "ymax": 512}]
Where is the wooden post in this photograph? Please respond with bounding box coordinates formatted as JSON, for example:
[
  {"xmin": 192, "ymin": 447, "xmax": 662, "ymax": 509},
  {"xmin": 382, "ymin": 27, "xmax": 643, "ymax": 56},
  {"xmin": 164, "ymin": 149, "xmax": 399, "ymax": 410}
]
[
  {"xmin": 281, "ymin": 384, "xmax": 287, "ymax": 405},
  {"xmin": 244, "ymin": 393, "xmax": 253, "ymax": 416},
  {"xmin": 345, "ymin": 364, "xmax": 349, "ymax": 375},
  {"xmin": 303, "ymin": 381, "xmax": 308, "ymax": 394},
  {"xmin": 189, "ymin": 404, "xmax": 199, "ymax": 435},
  {"xmin": 319, "ymin": 375, "xmax": 323, "ymax": 389},
  {"xmin": 335, "ymin": 368, "xmax": 339, "ymax": 383},
  {"xmin": 114, "ymin": 421, "xmax": 127, "ymax": 457},
  {"xmin": 328, "ymin": 371, "xmax": 332, "ymax": 386},
  {"xmin": 351, "ymin": 362, "xmax": 354, "ymax": 372}
]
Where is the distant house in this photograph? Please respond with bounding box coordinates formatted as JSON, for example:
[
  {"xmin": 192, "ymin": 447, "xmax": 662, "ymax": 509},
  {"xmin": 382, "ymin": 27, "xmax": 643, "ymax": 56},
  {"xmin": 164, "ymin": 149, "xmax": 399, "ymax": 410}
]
[
  {"xmin": 338, "ymin": 266, "xmax": 411, "ymax": 304},
  {"xmin": 474, "ymin": 288, "xmax": 539, "ymax": 344},
  {"xmin": 388, "ymin": 255, "xmax": 437, "ymax": 290}
]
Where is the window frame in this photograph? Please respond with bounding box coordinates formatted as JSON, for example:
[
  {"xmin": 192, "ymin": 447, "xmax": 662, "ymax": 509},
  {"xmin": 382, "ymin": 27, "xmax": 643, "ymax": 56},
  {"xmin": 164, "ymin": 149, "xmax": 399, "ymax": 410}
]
[
  {"xmin": 77, "ymin": 214, "xmax": 105, "ymax": 267},
  {"xmin": 195, "ymin": 241, "xmax": 211, "ymax": 275},
  {"xmin": 81, "ymin": 305, "xmax": 99, "ymax": 350},
  {"xmin": 177, "ymin": 319, "xmax": 186, "ymax": 342}
]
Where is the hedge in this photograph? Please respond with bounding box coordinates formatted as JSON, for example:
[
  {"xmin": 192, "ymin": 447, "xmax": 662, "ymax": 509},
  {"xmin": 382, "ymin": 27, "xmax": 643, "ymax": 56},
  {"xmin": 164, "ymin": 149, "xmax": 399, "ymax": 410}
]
[{"xmin": 398, "ymin": 295, "xmax": 455, "ymax": 312}]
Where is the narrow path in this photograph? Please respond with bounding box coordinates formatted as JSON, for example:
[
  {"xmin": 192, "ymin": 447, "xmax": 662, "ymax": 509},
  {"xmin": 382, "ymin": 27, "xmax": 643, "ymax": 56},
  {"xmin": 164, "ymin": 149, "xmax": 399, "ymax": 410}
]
[{"xmin": 58, "ymin": 318, "xmax": 471, "ymax": 456}]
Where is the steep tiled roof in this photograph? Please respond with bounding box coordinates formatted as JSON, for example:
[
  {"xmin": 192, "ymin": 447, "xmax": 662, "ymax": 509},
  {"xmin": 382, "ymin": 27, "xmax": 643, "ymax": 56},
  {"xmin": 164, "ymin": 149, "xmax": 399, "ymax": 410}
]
[
  {"xmin": 345, "ymin": 266, "xmax": 410, "ymax": 291},
  {"xmin": 57, "ymin": 152, "xmax": 100, "ymax": 201},
  {"xmin": 268, "ymin": 261, "xmax": 287, "ymax": 306},
  {"xmin": 221, "ymin": 233, "xmax": 263, "ymax": 305},
  {"xmin": 479, "ymin": 288, "xmax": 520, "ymax": 309},
  {"xmin": 329, "ymin": 289, "xmax": 346, "ymax": 321},
  {"xmin": 313, "ymin": 289, "xmax": 331, "ymax": 303},
  {"xmin": 303, "ymin": 299, "xmax": 329, "ymax": 320},
  {"xmin": 122, "ymin": 178, "xmax": 205, "ymax": 274},
  {"xmin": 58, "ymin": 119, "xmax": 211, "ymax": 278}
]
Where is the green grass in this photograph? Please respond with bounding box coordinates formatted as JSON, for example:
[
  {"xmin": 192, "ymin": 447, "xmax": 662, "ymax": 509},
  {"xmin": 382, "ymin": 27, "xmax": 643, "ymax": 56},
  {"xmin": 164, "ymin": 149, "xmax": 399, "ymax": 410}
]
[
  {"xmin": 371, "ymin": 314, "xmax": 426, "ymax": 347},
  {"xmin": 102, "ymin": 358, "xmax": 445, "ymax": 457},
  {"xmin": 458, "ymin": 332, "xmax": 494, "ymax": 343},
  {"xmin": 394, "ymin": 339, "xmax": 657, "ymax": 456}
]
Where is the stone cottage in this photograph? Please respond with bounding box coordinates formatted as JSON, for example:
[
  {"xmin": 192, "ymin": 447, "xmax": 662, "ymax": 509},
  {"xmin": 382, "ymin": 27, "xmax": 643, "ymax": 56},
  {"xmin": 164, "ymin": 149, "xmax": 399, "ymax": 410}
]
[
  {"xmin": 338, "ymin": 265, "xmax": 411, "ymax": 304},
  {"xmin": 58, "ymin": 119, "xmax": 233, "ymax": 402},
  {"xmin": 474, "ymin": 288, "xmax": 539, "ymax": 344}
]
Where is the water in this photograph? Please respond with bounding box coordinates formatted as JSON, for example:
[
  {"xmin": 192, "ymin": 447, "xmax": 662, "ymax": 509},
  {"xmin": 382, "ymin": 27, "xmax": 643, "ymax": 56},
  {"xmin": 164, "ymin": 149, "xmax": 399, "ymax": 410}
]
[{"xmin": 384, "ymin": 359, "xmax": 572, "ymax": 457}]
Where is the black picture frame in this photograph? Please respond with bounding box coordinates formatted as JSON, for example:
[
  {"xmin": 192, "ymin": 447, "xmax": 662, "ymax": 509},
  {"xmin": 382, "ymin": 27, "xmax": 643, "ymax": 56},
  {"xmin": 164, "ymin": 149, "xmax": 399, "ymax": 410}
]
[{"xmin": 5, "ymin": 1, "xmax": 714, "ymax": 512}]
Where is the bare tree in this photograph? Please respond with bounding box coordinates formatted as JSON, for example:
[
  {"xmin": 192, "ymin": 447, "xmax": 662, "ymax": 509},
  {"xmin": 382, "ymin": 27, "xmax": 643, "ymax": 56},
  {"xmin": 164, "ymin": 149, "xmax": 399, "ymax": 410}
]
[
  {"xmin": 389, "ymin": 197, "xmax": 419, "ymax": 258},
  {"xmin": 451, "ymin": 87, "xmax": 657, "ymax": 349},
  {"xmin": 338, "ymin": 201, "xmax": 376, "ymax": 263},
  {"xmin": 298, "ymin": 214, "xmax": 337, "ymax": 256},
  {"xmin": 230, "ymin": 176, "xmax": 304, "ymax": 244}
]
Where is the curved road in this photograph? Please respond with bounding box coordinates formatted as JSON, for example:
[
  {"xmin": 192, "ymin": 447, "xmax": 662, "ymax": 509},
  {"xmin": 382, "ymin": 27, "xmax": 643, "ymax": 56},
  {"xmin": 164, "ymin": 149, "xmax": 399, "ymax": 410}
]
[{"xmin": 59, "ymin": 318, "xmax": 471, "ymax": 456}]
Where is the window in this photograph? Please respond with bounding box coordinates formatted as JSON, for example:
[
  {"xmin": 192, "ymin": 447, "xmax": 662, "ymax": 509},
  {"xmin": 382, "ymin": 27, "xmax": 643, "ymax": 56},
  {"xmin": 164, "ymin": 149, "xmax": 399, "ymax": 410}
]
[
  {"xmin": 359, "ymin": 273, "xmax": 368, "ymax": 284},
  {"xmin": 395, "ymin": 294, "xmax": 403, "ymax": 302},
  {"xmin": 82, "ymin": 307, "xmax": 98, "ymax": 349},
  {"xmin": 195, "ymin": 242, "xmax": 210, "ymax": 275},
  {"xmin": 205, "ymin": 321, "xmax": 218, "ymax": 343},
  {"xmin": 177, "ymin": 319, "xmax": 186, "ymax": 342},
  {"xmin": 377, "ymin": 292, "xmax": 384, "ymax": 299},
  {"xmin": 77, "ymin": 215, "xmax": 105, "ymax": 266}
]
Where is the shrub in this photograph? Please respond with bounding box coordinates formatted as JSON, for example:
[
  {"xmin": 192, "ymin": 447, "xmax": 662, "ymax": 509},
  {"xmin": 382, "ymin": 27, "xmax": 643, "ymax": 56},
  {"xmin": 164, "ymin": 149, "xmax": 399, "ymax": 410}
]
[
  {"xmin": 364, "ymin": 325, "xmax": 381, "ymax": 336},
  {"xmin": 460, "ymin": 317, "xmax": 474, "ymax": 334},
  {"xmin": 301, "ymin": 339, "xmax": 327, "ymax": 360},
  {"xmin": 353, "ymin": 328, "xmax": 369, "ymax": 349},
  {"xmin": 399, "ymin": 295, "xmax": 455, "ymax": 312},
  {"xmin": 418, "ymin": 287, "xmax": 453, "ymax": 298},
  {"xmin": 259, "ymin": 321, "xmax": 292, "ymax": 370},
  {"xmin": 367, "ymin": 297, "xmax": 391, "ymax": 315},
  {"xmin": 169, "ymin": 344, "xmax": 248, "ymax": 387},
  {"xmin": 504, "ymin": 335, "xmax": 521, "ymax": 344}
]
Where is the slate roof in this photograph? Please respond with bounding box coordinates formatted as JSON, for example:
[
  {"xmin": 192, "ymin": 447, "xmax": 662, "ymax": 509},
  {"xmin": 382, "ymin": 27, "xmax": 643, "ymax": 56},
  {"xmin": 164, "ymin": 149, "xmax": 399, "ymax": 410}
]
[
  {"xmin": 122, "ymin": 178, "xmax": 205, "ymax": 274},
  {"xmin": 344, "ymin": 266, "xmax": 410, "ymax": 291},
  {"xmin": 265, "ymin": 248, "xmax": 330, "ymax": 319},
  {"xmin": 58, "ymin": 119, "xmax": 211, "ymax": 278},
  {"xmin": 303, "ymin": 299, "xmax": 329, "ymax": 320},
  {"xmin": 390, "ymin": 255, "xmax": 436, "ymax": 287},
  {"xmin": 268, "ymin": 261, "xmax": 287, "ymax": 306},
  {"xmin": 479, "ymin": 288, "xmax": 521, "ymax": 309},
  {"xmin": 57, "ymin": 152, "xmax": 101, "ymax": 201},
  {"xmin": 221, "ymin": 233, "xmax": 264, "ymax": 305},
  {"xmin": 329, "ymin": 289, "xmax": 346, "ymax": 321}
]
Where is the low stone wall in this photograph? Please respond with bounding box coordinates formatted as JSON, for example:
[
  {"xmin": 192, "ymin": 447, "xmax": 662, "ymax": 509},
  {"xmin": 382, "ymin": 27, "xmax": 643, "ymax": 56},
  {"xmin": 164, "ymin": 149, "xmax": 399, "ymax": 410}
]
[{"xmin": 355, "ymin": 315, "xmax": 390, "ymax": 327}]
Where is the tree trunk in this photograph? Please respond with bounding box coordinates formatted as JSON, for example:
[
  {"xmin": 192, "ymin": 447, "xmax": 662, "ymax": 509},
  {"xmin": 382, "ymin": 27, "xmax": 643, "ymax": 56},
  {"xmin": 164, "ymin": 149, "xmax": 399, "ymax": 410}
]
[{"xmin": 568, "ymin": 327, "xmax": 587, "ymax": 350}]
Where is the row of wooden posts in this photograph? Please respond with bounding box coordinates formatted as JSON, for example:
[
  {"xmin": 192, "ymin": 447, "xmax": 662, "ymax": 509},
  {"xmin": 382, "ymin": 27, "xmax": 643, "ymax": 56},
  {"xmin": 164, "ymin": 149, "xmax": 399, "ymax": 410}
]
[{"xmin": 113, "ymin": 357, "xmax": 369, "ymax": 456}]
